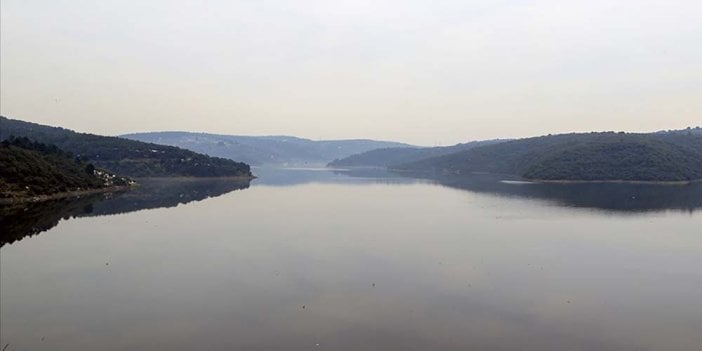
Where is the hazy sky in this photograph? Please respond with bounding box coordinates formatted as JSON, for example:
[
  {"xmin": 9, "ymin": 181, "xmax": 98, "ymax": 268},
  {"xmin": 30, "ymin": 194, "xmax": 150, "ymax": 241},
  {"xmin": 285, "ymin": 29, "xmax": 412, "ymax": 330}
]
[{"xmin": 1, "ymin": 0, "xmax": 700, "ymax": 145}]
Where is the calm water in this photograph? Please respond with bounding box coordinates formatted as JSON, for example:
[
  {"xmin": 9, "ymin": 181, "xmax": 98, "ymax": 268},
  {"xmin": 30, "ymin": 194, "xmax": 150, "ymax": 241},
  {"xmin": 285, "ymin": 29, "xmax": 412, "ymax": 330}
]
[{"xmin": 1, "ymin": 169, "xmax": 701, "ymax": 351}]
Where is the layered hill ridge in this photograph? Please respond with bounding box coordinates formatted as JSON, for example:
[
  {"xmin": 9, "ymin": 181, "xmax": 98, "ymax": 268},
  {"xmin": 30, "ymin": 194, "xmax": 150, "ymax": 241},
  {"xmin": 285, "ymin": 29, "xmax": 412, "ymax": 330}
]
[
  {"xmin": 394, "ymin": 130, "xmax": 702, "ymax": 182},
  {"xmin": 0, "ymin": 117, "xmax": 252, "ymax": 178},
  {"xmin": 121, "ymin": 131, "xmax": 413, "ymax": 166},
  {"xmin": 327, "ymin": 139, "xmax": 506, "ymax": 168}
]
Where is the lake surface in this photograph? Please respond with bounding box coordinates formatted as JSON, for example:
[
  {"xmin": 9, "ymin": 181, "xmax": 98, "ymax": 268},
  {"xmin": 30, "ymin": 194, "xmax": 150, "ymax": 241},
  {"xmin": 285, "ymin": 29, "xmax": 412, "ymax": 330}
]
[{"xmin": 2, "ymin": 169, "xmax": 701, "ymax": 351}]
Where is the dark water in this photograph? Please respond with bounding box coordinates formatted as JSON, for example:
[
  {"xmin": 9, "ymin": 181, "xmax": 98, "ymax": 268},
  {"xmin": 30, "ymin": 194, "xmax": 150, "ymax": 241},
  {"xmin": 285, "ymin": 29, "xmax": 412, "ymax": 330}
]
[{"xmin": 1, "ymin": 169, "xmax": 701, "ymax": 351}]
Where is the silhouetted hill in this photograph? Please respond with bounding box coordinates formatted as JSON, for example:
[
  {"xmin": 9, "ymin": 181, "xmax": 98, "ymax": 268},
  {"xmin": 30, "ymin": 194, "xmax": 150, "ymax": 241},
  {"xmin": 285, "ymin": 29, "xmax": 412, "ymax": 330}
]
[
  {"xmin": 0, "ymin": 117, "xmax": 252, "ymax": 178},
  {"xmin": 331, "ymin": 169, "xmax": 702, "ymax": 212},
  {"xmin": 121, "ymin": 131, "xmax": 414, "ymax": 166},
  {"xmin": 1, "ymin": 137, "xmax": 131, "ymax": 199},
  {"xmin": 395, "ymin": 131, "xmax": 702, "ymax": 182},
  {"xmin": 327, "ymin": 139, "xmax": 505, "ymax": 168}
]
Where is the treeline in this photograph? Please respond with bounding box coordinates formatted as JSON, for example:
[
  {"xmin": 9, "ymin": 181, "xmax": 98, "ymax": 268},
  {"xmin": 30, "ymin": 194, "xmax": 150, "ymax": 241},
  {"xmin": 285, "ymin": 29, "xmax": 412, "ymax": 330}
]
[
  {"xmin": 394, "ymin": 132, "xmax": 702, "ymax": 182},
  {"xmin": 0, "ymin": 116, "xmax": 252, "ymax": 178}
]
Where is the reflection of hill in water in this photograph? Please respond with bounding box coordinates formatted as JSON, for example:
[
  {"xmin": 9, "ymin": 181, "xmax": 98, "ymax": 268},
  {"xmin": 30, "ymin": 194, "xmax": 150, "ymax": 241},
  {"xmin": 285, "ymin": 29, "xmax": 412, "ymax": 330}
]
[
  {"xmin": 87, "ymin": 178, "xmax": 250, "ymax": 216},
  {"xmin": 329, "ymin": 168, "xmax": 702, "ymax": 213},
  {"xmin": 0, "ymin": 178, "xmax": 250, "ymax": 247},
  {"xmin": 423, "ymin": 174, "xmax": 702, "ymax": 213}
]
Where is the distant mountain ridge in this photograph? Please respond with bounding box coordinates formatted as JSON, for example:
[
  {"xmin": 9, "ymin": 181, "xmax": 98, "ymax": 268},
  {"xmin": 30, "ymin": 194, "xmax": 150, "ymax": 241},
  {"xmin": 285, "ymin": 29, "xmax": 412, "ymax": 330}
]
[
  {"xmin": 395, "ymin": 130, "xmax": 702, "ymax": 182},
  {"xmin": 0, "ymin": 116, "xmax": 252, "ymax": 178},
  {"xmin": 121, "ymin": 131, "xmax": 414, "ymax": 166}
]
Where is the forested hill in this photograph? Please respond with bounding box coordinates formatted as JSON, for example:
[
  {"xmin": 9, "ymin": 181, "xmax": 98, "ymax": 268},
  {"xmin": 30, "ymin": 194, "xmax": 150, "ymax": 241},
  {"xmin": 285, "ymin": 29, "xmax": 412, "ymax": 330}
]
[
  {"xmin": 327, "ymin": 139, "xmax": 506, "ymax": 168},
  {"xmin": 0, "ymin": 117, "xmax": 252, "ymax": 178},
  {"xmin": 121, "ymin": 131, "xmax": 413, "ymax": 167},
  {"xmin": 0, "ymin": 137, "xmax": 131, "ymax": 199},
  {"xmin": 394, "ymin": 131, "xmax": 702, "ymax": 182}
]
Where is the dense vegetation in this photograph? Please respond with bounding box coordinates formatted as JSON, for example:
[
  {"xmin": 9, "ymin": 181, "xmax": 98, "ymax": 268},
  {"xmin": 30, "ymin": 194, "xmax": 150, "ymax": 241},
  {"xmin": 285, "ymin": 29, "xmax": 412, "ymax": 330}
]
[
  {"xmin": 1, "ymin": 116, "xmax": 252, "ymax": 178},
  {"xmin": 1, "ymin": 137, "xmax": 131, "ymax": 198},
  {"xmin": 122, "ymin": 131, "xmax": 412, "ymax": 166},
  {"xmin": 327, "ymin": 139, "xmax": 506, "ymax": 168},
  {"xmin": 394, "ymin": 131, "xmax": 702, "ymax": 182}
]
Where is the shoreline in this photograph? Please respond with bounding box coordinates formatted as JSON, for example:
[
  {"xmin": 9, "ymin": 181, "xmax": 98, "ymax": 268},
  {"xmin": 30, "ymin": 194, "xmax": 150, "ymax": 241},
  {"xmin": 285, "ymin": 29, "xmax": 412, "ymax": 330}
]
[
  {"xmin": 526, "ymin": 178, "xmax": 702, "ymax": 185},
  {"xmin": 386, "ymin": 168, "xmax": 702, "ymax": 185},
  {"xmin": 134, "ymin": 175, "xmax": 256, "ymax": 181},
  {"xmin": 0, "ymin": 175, "xmax": 255, "ymax": 205},
  {"xmin": 0, "ymin": 185, "xmax": 133, "ymax": 205}
]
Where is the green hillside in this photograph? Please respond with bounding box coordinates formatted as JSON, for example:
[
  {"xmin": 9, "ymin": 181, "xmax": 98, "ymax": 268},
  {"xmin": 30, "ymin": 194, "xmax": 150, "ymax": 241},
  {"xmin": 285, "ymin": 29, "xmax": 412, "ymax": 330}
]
[
  {"xmin": 395, "ymin": 131, "xmax": 702, "ymax": 182},
  {"xmin": 0, "ymin": 116, "xmax": 252, "ymax": 178},
  {"xmin": 1, "ymin": 137, "xmax": 131, "ymax": 199},
  {"xmin": 327, "ymin": 140, "xmax": 506, "ymax": 168}
]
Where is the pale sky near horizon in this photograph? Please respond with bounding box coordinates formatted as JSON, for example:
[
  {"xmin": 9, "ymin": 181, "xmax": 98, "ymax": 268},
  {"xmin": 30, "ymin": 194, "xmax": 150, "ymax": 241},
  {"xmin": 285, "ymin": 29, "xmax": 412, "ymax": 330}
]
[{"xmin": 1, "ymin": 0, "xmax": 700, "ymax": 145}]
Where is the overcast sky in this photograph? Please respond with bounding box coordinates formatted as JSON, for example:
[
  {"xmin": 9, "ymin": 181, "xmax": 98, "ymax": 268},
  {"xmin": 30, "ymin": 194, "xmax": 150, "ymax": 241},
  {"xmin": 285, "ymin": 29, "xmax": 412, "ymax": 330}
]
[{"xmin": 1, "ymin": 0, "xmax": 700, "ymax": 145}]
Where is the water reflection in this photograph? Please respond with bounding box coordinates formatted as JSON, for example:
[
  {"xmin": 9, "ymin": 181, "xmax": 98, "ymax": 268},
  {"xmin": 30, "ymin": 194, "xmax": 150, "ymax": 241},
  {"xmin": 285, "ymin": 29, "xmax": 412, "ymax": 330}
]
[
  {"xmin": 1, "ymin": 169, "xmax": 701, "ymax": 351},
  {"xmin": 4, "ymin": 168, "xmax": 699, "ymax": 249},
  {"xmin": 426, "ymin": 174, "xmax": 702, "ymax": 213},
  {"xmin": 252, "ymin": 167, "xmax": 420, "ymax": 186},
  {"xmin": 330, "ymin": 169, "xmax": 702, "ymax": 213},
  {"xmin": 0, "ymin": 178, "xmax": 250, "ymax": 247}
]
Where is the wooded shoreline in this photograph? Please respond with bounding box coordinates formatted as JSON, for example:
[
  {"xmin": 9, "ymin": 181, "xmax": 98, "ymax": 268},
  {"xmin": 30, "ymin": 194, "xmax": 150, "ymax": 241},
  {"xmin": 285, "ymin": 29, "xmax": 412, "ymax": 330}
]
[{"xmin": 0, "ymin": 175, "xmax": 256, "ymax": 205}]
